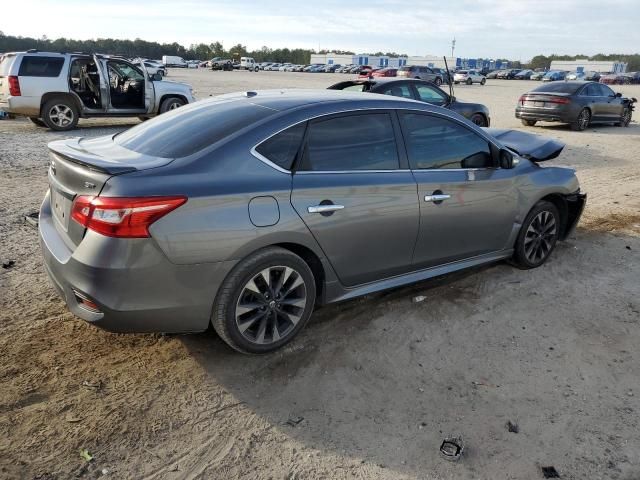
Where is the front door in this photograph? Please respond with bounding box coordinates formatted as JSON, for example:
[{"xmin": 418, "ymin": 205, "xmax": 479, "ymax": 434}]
[
  {"xmin": 291, "ymin": 112, "xmax": 419, "ymax": 286},
  {"xmin": 398, "ymin": 112, "xmax": 518, "ymax": 268},
  {"xmin": 596, "ymin": 83, "xmax": 623, "ymax": 120},
  {"xmin": 103, "ymin": 59, "xmax": 147, "ymax": 114}
]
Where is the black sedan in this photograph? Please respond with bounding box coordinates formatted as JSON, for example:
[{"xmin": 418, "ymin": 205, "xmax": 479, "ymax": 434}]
[
  {"xmin": 328, "ymin": 78, "xmax": 491, "ymax": 126},
  {"xmin": 516, "ymin": 81, "xmax": 636, "ymax": 131}
]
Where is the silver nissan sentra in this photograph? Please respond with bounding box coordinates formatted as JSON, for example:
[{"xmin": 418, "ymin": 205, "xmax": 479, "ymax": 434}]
[{"xmin": 39, "ymin": 90, "xmax": 586, "ymax": 353}]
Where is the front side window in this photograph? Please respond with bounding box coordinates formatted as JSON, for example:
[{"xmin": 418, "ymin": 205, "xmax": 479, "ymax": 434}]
[
  {"xmin": 400, "ymin": 113, "xmax": 493, "ymax": 170},
  {"xmin": 597, "ymin": 84, "xmax": 615, "ymax": 97},
  {"xmin": 108, "ymin": 61, "xmax": 144, "ymax": 82},
  {"xmin": 301, "ymin": 113, "xmax": 399, "ymax": 171},
  {"xmin": 414, "ymin": 84, "xmax": 448, "ymax": 105},
  {"xmin": 18, "ymin": 56, "xmax": 64, "ymax": 77},
  {"xmin": 255, "ymin": 122, "xmax": 306, "ymax": 170}
]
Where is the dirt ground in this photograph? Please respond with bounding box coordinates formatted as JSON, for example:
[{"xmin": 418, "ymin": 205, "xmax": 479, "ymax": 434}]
[{"xmin": 1, "ymin": 70, "xmax": 639, "ymax": 480}]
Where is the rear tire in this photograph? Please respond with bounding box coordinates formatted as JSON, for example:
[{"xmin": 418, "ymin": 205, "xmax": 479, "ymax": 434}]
[
  {"xmin": 41, "ymin": 97, "xmax": 79, "ymax": 131},
  {"xmin": 435, "ymin": 77, "xmax": 442, "ymax": 86},
  {"xmin": 521, "ymin": 119, "xmax": 537, "ymax": 127},
  {"xmin": 159, "ymin": 97, "xmax": 186, "ymax": 114},
  {"xmin": 480, "ymin": 78, "xmax": 486, "ymax": 85},
  {"xmin": 211, "ymin": 247, "xmax": 316, "ymax": 354},
  {"xmin": 29, "ymin": 117, "xmax": 47, "ymax": 127},
  {"xmin": 570, "ymin": 108, "xmax": 591, "ymax": 131},
  {"xmin": 512, "ymin": 201, "xmax": 561, "ymax": 269}
]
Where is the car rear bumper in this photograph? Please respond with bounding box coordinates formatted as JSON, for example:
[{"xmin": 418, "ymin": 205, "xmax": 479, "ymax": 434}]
[
  {"xmin": 39, "ymin": 190, "xmax": 236, "ymax": 333},
  {"xmin": 0, "ymin": 96, "xmax": 40, "ymax": 116},
  {"xmin": 515, "ymin": 107, "xmax": 574, "ymax": 123}
]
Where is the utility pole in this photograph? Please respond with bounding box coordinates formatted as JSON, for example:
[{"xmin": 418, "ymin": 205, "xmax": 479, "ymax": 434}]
[{"xmin": 451, "ymin": 38, "xmax": 456, "ymax": 59}]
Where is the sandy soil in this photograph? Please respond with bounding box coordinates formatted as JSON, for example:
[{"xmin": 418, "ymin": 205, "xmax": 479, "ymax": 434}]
[{"xmin": 1, "ymin": 70, "xmax": 639, "ymax": 480}]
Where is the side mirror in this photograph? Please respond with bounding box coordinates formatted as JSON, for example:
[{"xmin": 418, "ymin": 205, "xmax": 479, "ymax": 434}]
[
  {"xmin": 499, "ymin": 149, "xmax": 514, "ymax": 169},
  {"xmin": 615, "ymin": 92, "xmax": 622, "ymax": 98},
  {"xmin": 151, "ymin": 73, "xmax": 162, "ymax": 81}
]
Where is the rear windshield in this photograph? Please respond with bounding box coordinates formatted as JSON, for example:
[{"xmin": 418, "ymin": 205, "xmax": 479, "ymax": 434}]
[
  {"xmin": 18, "ymin": 56, "xmax": 65, "ymax": 77},
  {"xmin": 532, "ymin": 83, "xmax": 582, "ymax": 94},
  {"xmin": 114, "ymin": 99, "xmax": 273, "ymax": 158},
  {"xmin": 457, "ymin": 70, "xmax": 468, "ymax": 74}
]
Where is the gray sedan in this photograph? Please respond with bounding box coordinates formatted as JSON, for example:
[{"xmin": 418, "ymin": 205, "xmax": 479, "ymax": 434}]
[
  {"xmin": 40, "ymin": 91, "xmax": 586, "ymax": 353},
  {"xmin": 516, "ymin": 81, "xmax": 636, "ymax": 130}
]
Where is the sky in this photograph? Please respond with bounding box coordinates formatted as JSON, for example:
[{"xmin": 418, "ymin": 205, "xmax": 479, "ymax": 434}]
[{"xmin": 6, "ymin": 0, "xmax": 640, "ymax": 60}]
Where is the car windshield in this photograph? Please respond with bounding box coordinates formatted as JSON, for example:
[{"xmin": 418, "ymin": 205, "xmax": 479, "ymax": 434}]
[
  {"xmin": 114, "ymin": 99, "xmax": 274, "ymax": 158},
  {"xmin": 532, "ymin": 82, "xmax": 582, "ymax": 94}
]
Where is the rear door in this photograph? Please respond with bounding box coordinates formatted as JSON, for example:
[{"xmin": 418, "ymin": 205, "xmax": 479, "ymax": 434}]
[
  {"xmin": 291, "ymin": 111, "xmax": 420, "ymax": 286},
  {"xmin": 398, "ymin": 112, "xmax": 518, "ymax": 268}
]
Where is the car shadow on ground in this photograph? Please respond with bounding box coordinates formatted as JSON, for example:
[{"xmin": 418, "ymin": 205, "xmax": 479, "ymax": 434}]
[{"xmin": 179, "ymin": 228, "xmax": 640, "ymax": 478}]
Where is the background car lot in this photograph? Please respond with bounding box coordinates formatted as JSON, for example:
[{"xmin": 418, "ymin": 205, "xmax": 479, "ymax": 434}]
[{"xmin": 1, "ymin": 69, "xmax": 639, "ymax": 479}]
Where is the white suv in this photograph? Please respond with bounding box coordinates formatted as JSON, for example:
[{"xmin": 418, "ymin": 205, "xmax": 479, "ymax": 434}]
[
  {"xmin": 453, "ymin": 69, "xmax": 486, "ymax": 85},
  {"xmin": 0, "ymin": 51, "xmax": 195, "ymax": 130}
]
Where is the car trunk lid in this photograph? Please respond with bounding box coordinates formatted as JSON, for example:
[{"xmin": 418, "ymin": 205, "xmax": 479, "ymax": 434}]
[
  {"xmin": 484, "ymin": 128, "xmax": 565, "ymax": 162},
  {"xmin": 47, "ymin": 135, "xmax": 175, "ymax": 247},
  {"xmin": 519, "ymin": 92, "xmax": 571, "ymax": 108}
]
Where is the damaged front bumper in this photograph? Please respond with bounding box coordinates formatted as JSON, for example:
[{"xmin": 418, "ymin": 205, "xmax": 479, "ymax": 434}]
[{"xmin": 561, "ymin": 191, "xmax": 587, "ymax": 240}]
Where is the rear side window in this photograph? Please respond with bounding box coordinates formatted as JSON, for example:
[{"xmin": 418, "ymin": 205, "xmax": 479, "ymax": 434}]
[
  {"xmin": 255, "ymin": 122, "xmax": 306, "ymax": 170},
  {"xmin": 400, "ymin": 113, "xmax": 492, "ymax": 170},
  {"xmin": 301, "ymin": 113, "xmax": 399, "ymax": 171},
  {"xmin": 381, "ymin": 84, "xmax": 413, "ymax": 99},
  {"xmin": 18, "ymin": 56, "xmax": 64, "ymax": 77},
  {"xmin": 115, "ymin": 100, "xmax": 273, "ymax": 158}
]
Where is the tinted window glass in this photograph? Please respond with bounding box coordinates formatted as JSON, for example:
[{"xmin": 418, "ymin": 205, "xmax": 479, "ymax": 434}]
[
  {"xmin": 415, "ymin": 84, "xmax": 447, "ymax": 105},
  {"xmin": 532, "ymin": 82, "xmax": 581, "ymax": 94},
  {"xmin": 18, "ymin": 56, "xmax": 64, "ymax": 77},
  {"xmin": 115, "ymin": 100, "xmax": 273, "ymax": 158},
  {"xmin": 302, "ymin": 114, "xmax": 399, "ymax": 171},
  {"xmin": 255, "ymin": 122, "xmax": 306, "ymax": 170},
  {"xmin": 583, "ymin": 84, "xmax": 598, "ymax": 96},
  {"xmin": 381, "ymin": 83, "xmax": 413, "ymax": 99},
  {"xmin": 597, "ymin": 84, "xmax": 614, "ymax": 97},
  {"xmin": 400, "ymin": 113, "xmax": 492, "ymax": 170}
]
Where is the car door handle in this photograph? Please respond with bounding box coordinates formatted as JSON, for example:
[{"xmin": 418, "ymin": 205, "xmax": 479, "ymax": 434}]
[
  {"xmin": 308, "ymin": 204, "xmax": 345, "ymax": 214},
  {"xmin": 424, "ymin": 194, "xmax": 451, "ymax": 203}
]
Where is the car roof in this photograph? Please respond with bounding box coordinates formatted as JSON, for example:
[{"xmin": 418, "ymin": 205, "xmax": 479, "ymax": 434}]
[{"xmin": 209, "ymin": 89, "xmax": 439, "ymax": 113}]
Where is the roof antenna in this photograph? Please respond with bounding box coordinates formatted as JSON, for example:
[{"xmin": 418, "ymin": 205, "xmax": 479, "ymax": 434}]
[{"xmin": 444, "ymin": 55, "xmax": 454, "ymax": 99}]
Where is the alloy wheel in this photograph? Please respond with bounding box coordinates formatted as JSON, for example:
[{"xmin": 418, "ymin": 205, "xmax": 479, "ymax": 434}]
[
  {"xmin": 168, "ymin": 101, "xmax": 182, "ymax": 110},
  {"xmin": 48, "ymin": 104, "xmax": 74, "ymax": 127},
  {"xmin": 235, "ymin": 265, "xmax": 307, "ymax": 345},
  {"xmin": 578, "ymin": 109, "xmax": 590, "ymax": 130},
  {"xmin": 524, "ymin": 210, "xmax": 557, "ymax": 264}
]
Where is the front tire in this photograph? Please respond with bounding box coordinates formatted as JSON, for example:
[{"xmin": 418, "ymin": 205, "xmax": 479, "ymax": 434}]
[
  {"xmin": 512, "ymin": 201, "xmax": 560, "ymax": 269},
  {"xmin": 466, "ymin": 78, "xmax": 472, "ymax": 85},
  {"xmin": 41, "ymin": 97, "xmax": 79, "ymax": 131},
  {"xmin": 480, "ymin": 78, "xmax": 486, "ymax": 85},
  {"xmin": 159, "ymin": 97, "xmax": 186, "ymax": 113},
  {"xmin": 212, "ymin": 247, "xmax": 316, "ymax": 354},
  {"xmin": 435, "ymin": 77, "xmax": 442, "ymax": 86},
  {"xmin": 571, "ymin": 108, "xmax": 591, "ymax": 131},
  {"xmin": 616, "ymin": 107, "xmax": 632, "ymax": 127},
  {"xmin": 470, "ymin": 113, "xmax": 488, "ymax": 127}
]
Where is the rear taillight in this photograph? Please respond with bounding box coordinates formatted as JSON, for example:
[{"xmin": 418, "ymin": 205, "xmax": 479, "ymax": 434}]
[
  {"xmin": 519, "ymin": 95, "xmax": 527, "ymax": 105},
  {"xmin": 8, "ymin": 76, "xmax": 21, "ymax": 96},
  {"xmin": 547, "ymin": 96, "xmax": 571, "ymax": 104},
  {"xmin": 71, "ymin": 196, "xmax": 187, "ymax": 238}
]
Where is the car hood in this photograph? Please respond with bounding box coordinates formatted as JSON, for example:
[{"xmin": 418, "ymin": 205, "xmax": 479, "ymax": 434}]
[{"xmin": 483, "ymin": 128, "xmax": 565, "ymax": 162}]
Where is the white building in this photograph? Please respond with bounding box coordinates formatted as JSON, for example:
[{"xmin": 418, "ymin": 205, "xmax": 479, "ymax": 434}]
[
  {"xmin": 310, "ymin": 53, "xmax": 408, "ymax": 68},
  {"xmin": 550, "ymin": 60, "xmax": 627, "ymax": 74}
]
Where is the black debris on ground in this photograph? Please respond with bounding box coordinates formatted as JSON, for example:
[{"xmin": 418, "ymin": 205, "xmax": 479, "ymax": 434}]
[
  {"xmin": 541, "ymin": 466, "xmax": 560, "ymax": 478},
  {"xmin": 25, "ymin": 211, "xmax": 39, "ymax": 227},
  {"xmin": 285, "ymin": 416, "xmax": 304, "ymax": 427},
  {"xmin": 506, "ymin": 420, "xmax": 519, "ymax": 433},
  {"xmin": 2, "ymin": 260, "xmax": 15, "ymax": 269}
]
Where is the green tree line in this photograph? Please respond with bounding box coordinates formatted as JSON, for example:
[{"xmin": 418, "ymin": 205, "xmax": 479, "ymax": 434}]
[
  {"xmin": 528, "ymin": 53, "xmax": 640, "ymax": 71},
  {"xmin": 0, "ymin": 32, "xmax": 318, "ymax": 64}
]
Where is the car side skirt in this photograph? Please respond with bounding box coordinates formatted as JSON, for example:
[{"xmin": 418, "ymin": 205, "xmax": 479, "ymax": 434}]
[{"xmin": 323, "ymin": 249, "xmax": 513, "ymax": 304}]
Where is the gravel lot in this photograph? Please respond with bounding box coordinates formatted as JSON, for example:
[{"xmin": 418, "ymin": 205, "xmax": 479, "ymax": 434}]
[{"xmin": 1, "ymin": 69, "xmax": 639, "ymax": 480}]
